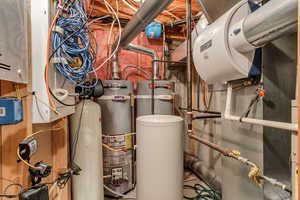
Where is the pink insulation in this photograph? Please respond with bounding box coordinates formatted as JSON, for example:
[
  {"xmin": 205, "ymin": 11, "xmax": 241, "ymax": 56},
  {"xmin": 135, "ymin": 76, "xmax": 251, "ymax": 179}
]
[{"xmin": 93, "ymin": 30, "xmax": 164, "ymax": 84}]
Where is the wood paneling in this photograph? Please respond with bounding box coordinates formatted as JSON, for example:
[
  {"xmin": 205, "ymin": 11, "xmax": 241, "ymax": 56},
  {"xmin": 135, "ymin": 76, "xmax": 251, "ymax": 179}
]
[{"xmin": 0, "ymin": 82, "xmax": 32, "ymax": 195}]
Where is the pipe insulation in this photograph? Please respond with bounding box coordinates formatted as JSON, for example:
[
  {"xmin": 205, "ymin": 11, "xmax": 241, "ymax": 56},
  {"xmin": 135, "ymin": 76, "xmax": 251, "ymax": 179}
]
[{"xmin": 243, "ymin": 0, "xmax": 298, "ymax": 47}]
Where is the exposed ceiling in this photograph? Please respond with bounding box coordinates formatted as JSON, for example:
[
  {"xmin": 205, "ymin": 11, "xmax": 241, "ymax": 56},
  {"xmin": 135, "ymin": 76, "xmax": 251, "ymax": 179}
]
[
  {"xmin": 89, "ymin": 0, "xmax": 201, "ymax": 23},
  {"xmin": 88, "ymin": 0, "xmax": 202, "ymax": 40}
]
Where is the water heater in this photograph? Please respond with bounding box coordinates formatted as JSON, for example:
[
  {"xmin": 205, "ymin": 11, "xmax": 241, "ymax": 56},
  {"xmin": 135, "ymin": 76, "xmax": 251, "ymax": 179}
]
[
  {"xmin": 193, "ymin": 0, "xmax": 257, "ymax": 84},
  {"xmin": 136, "ymin": 115, "xmax": 184, "ymax": 200}
]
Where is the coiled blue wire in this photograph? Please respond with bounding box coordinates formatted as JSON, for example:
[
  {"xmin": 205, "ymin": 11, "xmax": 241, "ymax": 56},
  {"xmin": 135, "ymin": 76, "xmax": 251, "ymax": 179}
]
[{"xmin": 52, "ymin": 2, "xmax": 98, "ymax": 88}]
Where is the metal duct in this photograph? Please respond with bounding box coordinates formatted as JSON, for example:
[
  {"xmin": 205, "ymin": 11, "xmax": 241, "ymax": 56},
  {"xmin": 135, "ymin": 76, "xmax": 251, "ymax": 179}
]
[
  {"xmin": 243, "ymin": 0, "xmax": 298, "ymax": 47},
  {"xmin": 113, "ymin": 0, "xmax": 174, "ymax": 49},
  {"xmin": 125, "ymin": 43, "xmax": 160, "ymax": 80},
  {"xmin": 111, "ymin": 0, "xmax": 174, "ymax": 80},
  {"xmin": 196, "ymin": 0, "xmax": 241, "ymax": 23}
]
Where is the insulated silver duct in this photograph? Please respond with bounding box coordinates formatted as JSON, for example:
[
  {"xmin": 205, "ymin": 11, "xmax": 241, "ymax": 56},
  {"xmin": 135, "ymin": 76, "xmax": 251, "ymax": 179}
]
[
  {"xmin": 125, "ymin": 43, "xmax": 160, "ymax": 80},
  {"xmin": 243, "ymin": 0, "xmax": 298, "ymax": 47},
  {"xmin": 111, "ymin": 0, "xmax": 174, "ymax": 80},
  {"xmin": 113, "ymin": 0, "xmax": 174, "ymax": 49},
  {"xmin": 196, "ymin": 0, "xmax": 242, "ymax": 23}
]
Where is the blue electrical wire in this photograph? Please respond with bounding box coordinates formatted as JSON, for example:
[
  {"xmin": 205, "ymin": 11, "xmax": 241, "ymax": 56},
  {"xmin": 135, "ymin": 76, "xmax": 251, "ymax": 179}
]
[{"xmin": 52, "ymin": 2, "xmax": 98, "ymax": 88}]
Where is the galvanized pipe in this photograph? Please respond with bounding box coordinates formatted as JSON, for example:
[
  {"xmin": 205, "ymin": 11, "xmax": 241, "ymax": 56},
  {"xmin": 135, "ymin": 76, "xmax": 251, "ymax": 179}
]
[
  {"xmin": 112, "ymin": 52, "xmax": 120, "ymax": 80},
  {"xmin": 244, "ymin": 0, "xmax": 298, "ymax": 47},
  {"xmin": 125, "ymin": 43, "xmax": 160, "ymax": 80}
]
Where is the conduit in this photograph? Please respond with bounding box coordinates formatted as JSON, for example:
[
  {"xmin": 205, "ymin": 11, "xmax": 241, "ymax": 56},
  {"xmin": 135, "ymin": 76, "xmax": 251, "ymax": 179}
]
[{"xmin": 224, "ymin": 85, "xmax": 298, "ymax": 132}]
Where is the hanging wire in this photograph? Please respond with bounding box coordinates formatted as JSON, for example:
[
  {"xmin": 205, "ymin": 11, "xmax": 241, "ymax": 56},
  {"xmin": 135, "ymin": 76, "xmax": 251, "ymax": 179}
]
[{"xmin": 51, "ymin": 1, "xmax": 98, "ymax": 88}]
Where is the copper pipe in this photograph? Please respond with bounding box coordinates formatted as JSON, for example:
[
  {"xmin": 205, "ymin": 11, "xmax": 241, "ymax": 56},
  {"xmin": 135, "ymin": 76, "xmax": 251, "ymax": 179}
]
[{"xmin": 189, "ymin": 134, "xmax": 231, "ymax": 157}]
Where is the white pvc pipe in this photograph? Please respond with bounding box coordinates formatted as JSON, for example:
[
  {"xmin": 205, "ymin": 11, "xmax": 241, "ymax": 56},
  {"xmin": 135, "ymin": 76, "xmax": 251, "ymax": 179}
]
[{"xmin": 224, "ymin": 85, "xmax": 298, "ymax": 132}]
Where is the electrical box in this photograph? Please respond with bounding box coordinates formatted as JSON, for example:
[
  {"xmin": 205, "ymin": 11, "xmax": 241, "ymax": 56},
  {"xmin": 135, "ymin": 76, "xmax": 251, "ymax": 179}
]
[
  {"xmin": 31, "ymin": 0, "xmax": 75, "ymax": 123},
  {"xmin": 0, "ymin": 0, "xmax": 28, "ymax": 83},
  {"xmin": 0, "ymin": 99, "xmax": 23, "ymax": 124}
]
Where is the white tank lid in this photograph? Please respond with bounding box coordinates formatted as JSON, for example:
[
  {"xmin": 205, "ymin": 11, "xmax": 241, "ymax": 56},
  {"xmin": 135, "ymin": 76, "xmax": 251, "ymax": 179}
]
[{"xmin": 137, "ymin": 115, "xmax": 183, "ymax": 127}]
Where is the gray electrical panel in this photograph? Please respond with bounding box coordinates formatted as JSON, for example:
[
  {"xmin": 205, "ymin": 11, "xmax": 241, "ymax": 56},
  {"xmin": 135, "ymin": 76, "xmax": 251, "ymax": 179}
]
[{"xmin": 0, "ymin": 0, "xmax": 28, "ymax": 83}]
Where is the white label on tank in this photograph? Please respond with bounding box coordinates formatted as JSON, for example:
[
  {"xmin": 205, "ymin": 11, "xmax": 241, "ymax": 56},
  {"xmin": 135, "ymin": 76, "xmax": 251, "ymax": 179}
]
[
  {"xmin": 108, "ymin": 136, "xmax": 126, "ymax": 147},
  {"xmin": 0, "ymin": 107, "xmax": 6, "ymax": 117},
  {"xmin": 112, "ymin": 167, "xmax": 123, "ymax": 184}
]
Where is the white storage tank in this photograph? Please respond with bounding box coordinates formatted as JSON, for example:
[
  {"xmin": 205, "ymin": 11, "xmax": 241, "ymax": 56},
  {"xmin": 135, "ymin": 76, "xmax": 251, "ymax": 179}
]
[
  {"xmin": 70, "ymin": 100, "xmax": 104, "ymax": 200},
  {"xmin": 136, "ymin": 115, "xmax": 184, "ymax": 200}
]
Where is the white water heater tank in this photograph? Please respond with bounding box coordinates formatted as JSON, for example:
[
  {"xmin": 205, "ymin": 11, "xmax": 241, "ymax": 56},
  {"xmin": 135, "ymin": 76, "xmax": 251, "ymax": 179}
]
[
  {"xmin": 136, "ymin": 115, "xmax": 184, "ymax": 200},
  {"xmin": 193, "ymin": 0, "xmax": 256, "ymax": 84}
]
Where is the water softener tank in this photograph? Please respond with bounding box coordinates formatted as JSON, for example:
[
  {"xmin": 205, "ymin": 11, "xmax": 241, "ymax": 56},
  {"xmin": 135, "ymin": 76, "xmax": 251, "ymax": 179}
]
[
  {"xmin": 97, "ymin": 80, "xmax": 134, "ymax": 196},
  {"xmin": 70, "ymin": 100, "xmax": 104, "ymax": 200},
  {"xmin": 136, "ymin": 115, "xmax": 184, "ymax": 200},
  {"xmin": 136, "ymin": 80, "xmax": 175, "ymax": 117}
]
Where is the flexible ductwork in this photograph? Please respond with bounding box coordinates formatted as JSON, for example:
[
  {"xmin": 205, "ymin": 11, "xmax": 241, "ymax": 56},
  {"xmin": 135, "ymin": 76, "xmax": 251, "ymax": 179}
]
[{"xmin": 111, "ymin": 0, "xmax": 174, "ymax": 80}]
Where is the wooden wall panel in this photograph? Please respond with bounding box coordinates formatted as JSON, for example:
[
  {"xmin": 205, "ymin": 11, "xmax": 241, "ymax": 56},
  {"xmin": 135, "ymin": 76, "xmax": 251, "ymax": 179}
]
[{"xmin": 0, "ymin": 82, "xmax": 32, "ymax": 195}]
